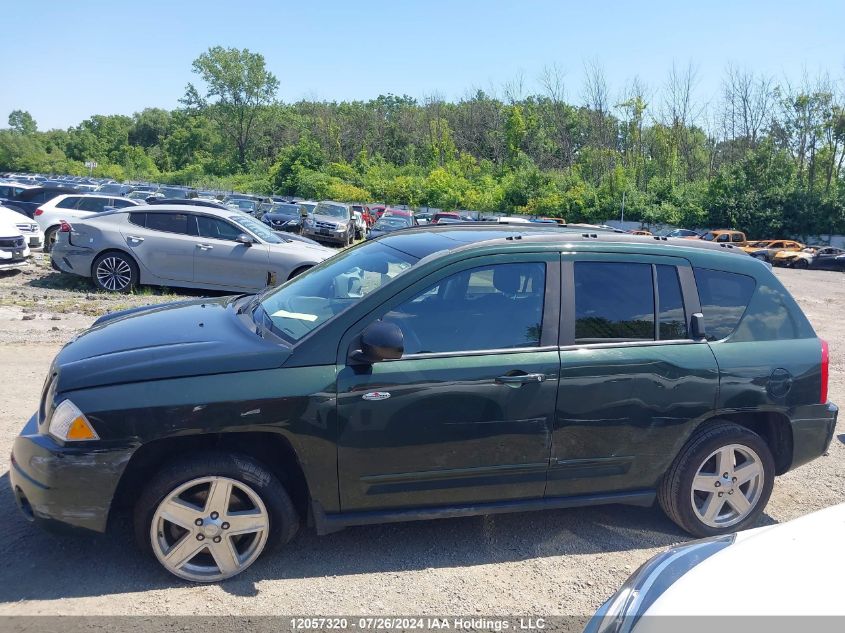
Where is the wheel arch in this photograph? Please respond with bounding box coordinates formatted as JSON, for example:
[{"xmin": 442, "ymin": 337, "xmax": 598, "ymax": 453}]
[
  {"xmin": 691, "ymin": 411, "xmax": 794, "ymax": 475},
  {"xmin": 287, "ymin": 264, "xmax": 313, "ymax": 281},
  {"xmin": 110, "ymin": 431, "xmax": 312, "ymax": 528}
]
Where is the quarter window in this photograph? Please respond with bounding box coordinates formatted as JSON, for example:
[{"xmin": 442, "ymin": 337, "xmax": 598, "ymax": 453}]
[
  {"xmin": 383, "ymin": 262, "xmax": 546, "ymax": 354},
  {"xmin": 693, "ymin": 268, "xmax": 756, "ymax": 341}
]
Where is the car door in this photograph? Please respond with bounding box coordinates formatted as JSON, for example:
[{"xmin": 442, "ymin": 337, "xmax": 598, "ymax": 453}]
[
  {"xmin": 813, "ymin": 248, "xmax": 839, "ymax": 270},
  {"xmin": 547, "ymin": 253, "xmax": 719, "ymax": 499},
  {"xmin": 193, "ymin": 214, "xmax": 270, "ymax": 291},
  {"xmin": 335, "ymin": 254, "xmax": 561, "ymax": 511},
  {"xmin": 120, "ymin": 211, "xmax": 196, "ymax": 283}
]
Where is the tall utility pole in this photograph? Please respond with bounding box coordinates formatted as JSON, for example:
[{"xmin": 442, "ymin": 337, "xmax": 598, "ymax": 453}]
[{"xmin": 621, "ymin": 190, "xmax": 625, "ymax": 224}]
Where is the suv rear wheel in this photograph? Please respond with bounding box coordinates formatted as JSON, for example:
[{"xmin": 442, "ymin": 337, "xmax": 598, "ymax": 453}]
[
  {"xmin": 134, "ymin": 451, "xmax": 299, "ymax": 582},
  {"xmin": 658, "ymin": 421, "xmax": 775, "ymax": 537}
]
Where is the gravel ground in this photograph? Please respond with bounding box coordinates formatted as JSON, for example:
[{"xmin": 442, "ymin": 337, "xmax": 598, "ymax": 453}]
[{"xmin": 0, "ymin": 260, "xmax": 842, "ymax": 617}]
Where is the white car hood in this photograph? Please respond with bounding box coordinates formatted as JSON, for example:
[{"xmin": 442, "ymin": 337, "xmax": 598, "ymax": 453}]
[
  {"xmin": 0, "ymin": 214, "xmax": 23, "ymax": 239},
  {"xmin": 645, "ymin": 503, "xmax": 845, "ymax": 617}
]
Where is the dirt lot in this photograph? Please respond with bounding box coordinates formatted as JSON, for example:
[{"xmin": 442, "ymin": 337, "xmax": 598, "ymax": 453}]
[{"xmin": 0, "ymin": 255, "xmax": 842, "ymax": 617}]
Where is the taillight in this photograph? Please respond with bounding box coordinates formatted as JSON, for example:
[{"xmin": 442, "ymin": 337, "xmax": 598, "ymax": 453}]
[
  {"xmin": 59, "ymin": 220, "xmax": 72, "ymax": 232},
  {"xmin": 820, "ymin": 339, "xmax": 829, "ymax": 404},
  {"xmin": 34, "ymin": 208, "xmax": 44, "ymax": 216}
]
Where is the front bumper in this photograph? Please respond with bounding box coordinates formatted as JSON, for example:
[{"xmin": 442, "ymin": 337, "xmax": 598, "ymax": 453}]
[
  {"xmin": 0, "ymin": 254, "xmax": 30, "ymax": 270},
  {"xmin": 10, "ymin": 414, "xmax": 133, "ymax": 534},
  {"xmin": 302, "ymin": 227, "xmax": 348, "ymax": 244}
]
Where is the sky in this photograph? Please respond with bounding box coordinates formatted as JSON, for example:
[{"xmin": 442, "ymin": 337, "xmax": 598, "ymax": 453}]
[{"xmin": 1, "ymin": 0, "xmax": 843, "ymax": 130}]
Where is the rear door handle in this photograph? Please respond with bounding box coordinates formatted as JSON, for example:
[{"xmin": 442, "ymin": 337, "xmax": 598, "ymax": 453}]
[
  {"xmin": 126, "ymin": 235, "xmax": 144, "ymax": 242},
  {"xmin": 495, "ymin": 373, "xmax": 546, "ymax": 387},
  {"xmin": 196, "ymin": 244, "xmax": 213, "ymax": 251}
]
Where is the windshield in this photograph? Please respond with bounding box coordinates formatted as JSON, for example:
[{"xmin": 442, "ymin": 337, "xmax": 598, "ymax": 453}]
[
  {"xmin": 299, "ymin": 202, "xmax": 316, "ymax": 215},
  {"xmin": 229, "ymin": 215, "xmax": 283, "ymax": 244},
  {"xmin": 374, "ymin": 216, "xmax": 412, "ymax": 230},
  {"xmin": 315, "ymin": 202, "xmax": 349, "ymax": 219},
  {"xmin": 259, "ymin": 242, "xmax": 416, "ymax": 343},
  {"xmin": 97, "ymin": 184, "xmax": 123, "ymax": 193},
  {"xmin": 269, "ymin": 203, "xmax": 300, "ymax": 215},
  {"xmin": 160, "ymin": 187, "xmax": 188, "ymax": 198},
  {"xmin": 230, "ymin": 199, "xmax": 256, "ymax": 211}
]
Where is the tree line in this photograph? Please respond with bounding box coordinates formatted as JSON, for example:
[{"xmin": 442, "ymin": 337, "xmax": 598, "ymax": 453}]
[{"xmin": 2, "ymin": 47, "xmax": 845, "ymax": 238}]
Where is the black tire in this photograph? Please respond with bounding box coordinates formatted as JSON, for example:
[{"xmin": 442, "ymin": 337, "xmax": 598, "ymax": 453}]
[
  {"xmin": 658, "ymin": 421, "xmax": 775, "ymax": 537},
  {"xmin": 91, "ymin": 251, "xmax": 139, "ymax": 293},
  {"xmin": 288, "ymin": 265, "xmax": 311, "ymax": 281},
  {"xmin": 43, "ymin": 226, "xmax": 58, "ymax": 253},
  {"xmin": 794, "ymin": 258, "xmax": 809, "ymax": 269},
  {"xmin": 134, "ymin": 451, "xmax": 299, "ymax": 580}
]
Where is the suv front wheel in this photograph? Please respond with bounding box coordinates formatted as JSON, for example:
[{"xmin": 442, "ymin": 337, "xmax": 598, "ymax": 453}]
[
  {"xmin": 134, "ymin": 451, "xmax": 299, "ymax": 582},
  {"xmin": 658, "ymin": 421, "xmax": 775, "ymax": 537}
]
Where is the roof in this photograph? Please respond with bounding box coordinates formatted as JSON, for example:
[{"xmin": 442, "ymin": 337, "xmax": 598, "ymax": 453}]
[{"xmin": 376, "ymin": 223, "xmax": 750, "ymax": 262}]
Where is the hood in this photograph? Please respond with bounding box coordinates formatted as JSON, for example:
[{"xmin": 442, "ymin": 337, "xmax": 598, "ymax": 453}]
[
  {"xmin": 264, "ymin": 211, "xmax": 299, "ymax": 221},
  {"xmin": 312, "ymin": 213, "xmax": 349, "ymax": 226},
  {"xmin": 267, "ymin": 239, "xmax": 334, "ymax": 258},
  {"xmin": 646, "ymin": 503, "xmax": 845, "ymax": 616},
  {"xmin": 54, "ymin": 297, "xmax": 291, "ymax": 392},
  {"xmin": 0, "ymin": 216, "xmax": 22, "ymax": 238}
]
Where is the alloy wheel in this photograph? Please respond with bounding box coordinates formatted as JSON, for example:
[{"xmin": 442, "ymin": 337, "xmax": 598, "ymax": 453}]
[
  {"xmin": 690, "ymin": 444, "xmax": 765, "ymax": 528},
  {"xmin": 95, "ymin": 256, "xmax": 132, "ymax": 291},
  {"xmin": 150, "ymin": 476, "xmax": 270, "ymax": 582}
]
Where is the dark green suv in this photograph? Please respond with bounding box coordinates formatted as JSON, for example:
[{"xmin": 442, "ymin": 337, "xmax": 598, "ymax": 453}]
[{"xmin": 10, "ymin": 225, "xmax": 837, "ymax": 582}]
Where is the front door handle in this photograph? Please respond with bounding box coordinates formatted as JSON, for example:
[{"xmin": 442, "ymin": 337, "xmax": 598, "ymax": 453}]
[
  {"xmin": 495, "ymin": 373, "xmax": 546, "ymax": 387},
  {"xmin": 126, "ymin": 235, "xmax": 144, "ymax": 242},
  {"xmin": 196, "ymin": 244, "xmax": 213, "ymax": 251}
]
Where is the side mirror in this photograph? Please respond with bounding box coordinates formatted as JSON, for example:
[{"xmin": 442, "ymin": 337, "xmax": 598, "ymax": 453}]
[
  {"xmin": 349, "ymin": 321, "xmax": 404, "ymax": 364},
  {"xmin": 236, "ymin": 233, "xmax": 254, "ymax": 246},
  {"xmin": 690, "ymin": 313, "xmax": 706, "ymax": 340}
]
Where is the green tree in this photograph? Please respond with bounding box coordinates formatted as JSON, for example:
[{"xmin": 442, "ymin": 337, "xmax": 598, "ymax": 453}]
[
  {"xmin": 8, "ymin": 110, "xmax": 37, "ymax": 135},
  {"xmin": 182, "ymin": 46, "xmax": 279, "ymax": 168}
]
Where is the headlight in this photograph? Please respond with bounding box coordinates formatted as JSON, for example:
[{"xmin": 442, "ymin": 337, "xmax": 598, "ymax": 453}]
[
  {"xmin": 303, "ymin": 218, "xmax": 314, "ymax": 227},
  {"xmin": 287, "ymin": 218, "xmax": 300, "ymax": 226},
  {"xmin": 584, "ymin": 534, "xmax": 735, "ymax": 633},
  {"xmin": 48, "ymin": 399, "xmax": 99, "ymax": 442}
]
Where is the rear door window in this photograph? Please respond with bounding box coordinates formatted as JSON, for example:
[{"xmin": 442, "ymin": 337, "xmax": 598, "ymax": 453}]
[
  {"xmin": 75, "ymin": 197, "xmax": 109, "ymax": 212},
  {"xmin": 145, "ymin": 212, "xmax": 192, "ymax": 235},
  {"xmin": 693, "ymin": 268, "xmax": 756, "ymax": 341},
  {"xmin": 55, "ymin": 197, "xmax": 80, "ymax": 209},
  {"xmin": 574, "ymin": 262, "xmax": 654, "ymax": 342}
]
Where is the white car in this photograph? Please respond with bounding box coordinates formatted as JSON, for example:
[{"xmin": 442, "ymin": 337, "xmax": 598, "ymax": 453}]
[
  {"xmin": 33, "ymin": 193, "xmax": 139, "ymax": 251},
  {"xmin": 0, "ymin": 205, "xmax": 43, "ymax": 248},
  {"xmin": 584, "ymin": 502, "xmax": 845, "ymax": 631},
  {"xmin": 0, "ymin": 214, "xmax": 31, "ymax": 271}
]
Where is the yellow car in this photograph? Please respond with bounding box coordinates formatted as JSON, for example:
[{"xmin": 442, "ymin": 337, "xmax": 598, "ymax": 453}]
[{"xmin": 698, "ymin": 229, "xmax": 748, "ymax": 247}]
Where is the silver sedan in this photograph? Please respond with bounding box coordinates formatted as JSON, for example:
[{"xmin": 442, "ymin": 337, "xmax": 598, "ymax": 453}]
[{"xmin": 51, "ymin": 205, "xmax": 335, "ymax": 293}]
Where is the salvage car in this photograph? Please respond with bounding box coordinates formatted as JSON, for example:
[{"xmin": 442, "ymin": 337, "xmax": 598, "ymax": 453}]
[
  {"xmin": 0, "ymin": 205, "xmax": 43, "ymax": 249},
  {"xmin": 775, "ymin": 245, "xmax": 845, "ymax": 270},
  {"xmin": 261, "ymin": 202, "xmax": 304, "ymax": 234},
  {"xmin": 11, "ymin": 225, "xmax": 837, "ymax": 583},
  {"xmin": 744, "ymin": 239, "xmax": 804, "ymax": 262},
  {"xmin": 49, "ymin": 205, "xmax": 333, "ymax": 292},
  {"xmin": 0, "ymin": 214, "xmax": 31, "ymax": 270},
  {"xmin": 301, "ymin": 200, "xmax": 355, "ymax": 246}
]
